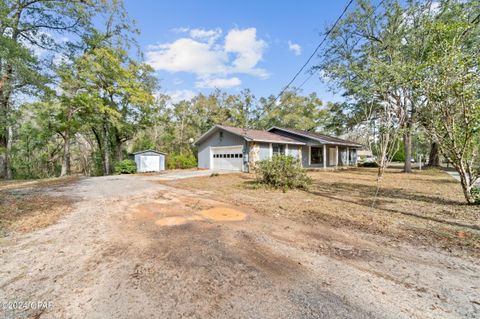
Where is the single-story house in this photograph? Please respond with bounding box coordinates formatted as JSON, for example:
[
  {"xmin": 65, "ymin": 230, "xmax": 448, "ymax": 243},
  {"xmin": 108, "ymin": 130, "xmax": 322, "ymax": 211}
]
[
  {"xmin": 193, "ymin": 125, "xmax": 362, "ymax": 172},
  {"xmin": 129, "ymin": 150, "xmax": 166, "ymax": 172}
]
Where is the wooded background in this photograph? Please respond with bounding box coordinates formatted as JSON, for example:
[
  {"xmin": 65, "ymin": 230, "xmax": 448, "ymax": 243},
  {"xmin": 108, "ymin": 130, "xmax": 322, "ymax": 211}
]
[{"xmin": 0, "ymin": 0, "xmax": 478, "ymax": 202}]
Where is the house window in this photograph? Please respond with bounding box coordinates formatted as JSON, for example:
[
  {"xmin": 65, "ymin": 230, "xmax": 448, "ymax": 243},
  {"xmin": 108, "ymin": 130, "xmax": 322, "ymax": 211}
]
[
  {"xmin": 272, "ymin": 144, "xmax": 285, "ymax": 156},
  {"xmin": 311, "ymin": 147, "xmax": 323, "ymax": 164}
]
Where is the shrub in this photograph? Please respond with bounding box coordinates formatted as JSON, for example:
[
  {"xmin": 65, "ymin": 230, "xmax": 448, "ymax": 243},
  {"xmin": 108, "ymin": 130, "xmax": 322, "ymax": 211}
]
[
  {"xmin": 167, "ymin": 154, "xmax": 197, "ymax": 169},
  {"xmin": 471, "ymin": 186, "xmax": 480, "ymax": 204},
  {"xmin": 254, "ymin": 155, "xmax": 312, "ymax": 191},
  {"xmin": 359, "ymin": 161, "xmax": 379, "ymax": 168},
  {"xmin": 114, "ymin": 159, "xmax": 137, "ymax": 174}
]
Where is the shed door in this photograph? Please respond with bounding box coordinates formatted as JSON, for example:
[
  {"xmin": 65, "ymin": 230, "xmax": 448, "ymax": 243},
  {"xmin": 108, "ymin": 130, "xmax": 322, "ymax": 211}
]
[
  {"xmin": 139, "ymin": 155, "xmax": 160, "ymax": 172},
  {"xmin": 211, "ymin": 146, "xmax": 243, "ymax": 171}
]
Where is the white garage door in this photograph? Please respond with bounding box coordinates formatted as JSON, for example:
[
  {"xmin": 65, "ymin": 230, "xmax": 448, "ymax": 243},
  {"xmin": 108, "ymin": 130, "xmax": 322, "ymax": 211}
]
[
  {"xmin": 139, "ymin": 155, "xmax": 160, "ymax": 172},
  {"xmin": 211, "ymin": 146, "xmax": 243, "ymax": 171}
]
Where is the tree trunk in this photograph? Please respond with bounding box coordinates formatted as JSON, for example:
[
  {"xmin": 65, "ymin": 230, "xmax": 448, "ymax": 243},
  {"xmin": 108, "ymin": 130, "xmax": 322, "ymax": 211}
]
[
  {"xmin": 114, "ymin": 143, "xmax": 123, "ymax": 162},
  {"xmin": 0, "ymin": 133, "xmax": 6, "ymax": 179},
  {"xmin": 102, "ymin": 116, "xmax": 110, "ymax": 175},
  {"xmin": 114, "ymin": 130, "xmax": 123, "ymax": 162},
  {"xmin": 403, "ymin": 128, "xmax": 412, "ymax": 173},
  {"xmin": 427, "ymin": 142, "xmax": 440, "ymax": 167},
  {"xmin": 60, "ymin": 130, "xmax": 71, "ymax": 176},
  {"xmin": 457, "ymin": 167, "xmax": 475, "ymax": 204},
  {"xmin": 5, "ymin": 125, "xmax": 12, "ymax": 179},
  {"xmin": 0, "ymin": 89, "xmax": 11, "ymax": 179}
]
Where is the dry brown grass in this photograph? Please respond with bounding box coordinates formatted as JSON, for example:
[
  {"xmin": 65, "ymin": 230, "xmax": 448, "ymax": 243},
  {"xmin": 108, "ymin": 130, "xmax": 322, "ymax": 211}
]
[
  {"xmin": 0, "ymin": 176, "xmax": 78, "ymax": 236},
  {"xmin": 163, "ymin": 168, "xmax": 480, "ymax": 257}
]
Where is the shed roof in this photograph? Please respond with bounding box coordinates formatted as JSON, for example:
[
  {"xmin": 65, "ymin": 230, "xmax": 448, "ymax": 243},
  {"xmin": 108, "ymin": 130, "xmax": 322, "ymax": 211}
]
[
  {"xmin": 268, "ymin": 127, "xmax": 363, "ymax": 148},
  {"xmin": 131, "ymin": 149, "xmax": 167, "ymax": 155},
  {"xmin": 194, "ymin": 125, "xmax": 305, "ymax": 146}
]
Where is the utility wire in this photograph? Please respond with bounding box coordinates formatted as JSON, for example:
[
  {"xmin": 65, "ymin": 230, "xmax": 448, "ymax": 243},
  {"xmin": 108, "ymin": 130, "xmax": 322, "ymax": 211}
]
[
  {"xmin": 294, "ymin": 0, "xmax": 386, "ymax": 93},
  {"xmin": 266, "ymin": 0, "xmax": 354, "ymax": 107}
]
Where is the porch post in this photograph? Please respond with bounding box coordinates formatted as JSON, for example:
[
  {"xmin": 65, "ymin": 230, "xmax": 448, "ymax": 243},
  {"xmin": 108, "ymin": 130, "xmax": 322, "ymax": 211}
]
[
  {"xmin": 308, "ymin": 146, "xmax": 311, "ymax": 166},
  {"xmin": 285, "ymin": 144, "xmax": 288, "ymax": 155},
  {"xmin": 346, "ymin": 147, "xmax": 349, "ymax": 167},
  {"xmin": 323, "ymin": 145, "xmax": 326, "ymax": 169},
  {"xmin": 269, "ymin": 143, "xmax": 273, "ymax": 159},
  {"xmin": 335, "ymin": 146, "xmax": 339, "ymax": 167}
]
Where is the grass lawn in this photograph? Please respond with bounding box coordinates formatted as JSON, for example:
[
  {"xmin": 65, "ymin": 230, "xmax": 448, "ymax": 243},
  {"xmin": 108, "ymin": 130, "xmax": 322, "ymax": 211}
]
[{"xmin": 164, "ymin": 168, "xmax": 480, "ymax": 259}]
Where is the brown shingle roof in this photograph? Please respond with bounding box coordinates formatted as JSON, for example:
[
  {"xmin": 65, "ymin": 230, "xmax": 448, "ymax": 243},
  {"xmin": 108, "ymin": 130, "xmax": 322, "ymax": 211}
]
[
  {"xmin": 269, "ymin": 127, "xmax": 363, "ymax": 147},
  {"xmin": 218, "ymin": 125, "xmax": 304, "ymax": 144}
]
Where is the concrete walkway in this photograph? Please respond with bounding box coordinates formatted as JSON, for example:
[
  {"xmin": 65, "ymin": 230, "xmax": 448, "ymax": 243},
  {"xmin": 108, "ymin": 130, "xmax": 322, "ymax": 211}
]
[
  {"xmin": 444, "ymin": 169, "xmax": 461, "ymax": 182},
  {"xmin": 443, "ymin": 168, "xmax": 479, "ymax": 186}
]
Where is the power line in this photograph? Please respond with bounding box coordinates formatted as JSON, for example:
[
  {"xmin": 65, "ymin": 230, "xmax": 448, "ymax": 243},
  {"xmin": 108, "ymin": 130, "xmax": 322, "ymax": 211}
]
[
  {"xmin": 294, "ymin": 0, "xmax": 386, "ymax": 93},
  {"xmin": 267, "ymin": 0, "xmax": 354, "ymax": 107}
]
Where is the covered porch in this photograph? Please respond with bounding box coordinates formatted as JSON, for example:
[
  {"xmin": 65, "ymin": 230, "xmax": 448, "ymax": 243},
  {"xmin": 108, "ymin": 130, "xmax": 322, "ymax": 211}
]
[{"xmin": 305, "ymin": 144, "xmax": 359, "ymax": 169}]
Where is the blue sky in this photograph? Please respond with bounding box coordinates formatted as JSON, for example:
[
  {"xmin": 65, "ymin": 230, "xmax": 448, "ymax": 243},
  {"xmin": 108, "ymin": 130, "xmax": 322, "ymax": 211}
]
[{"xmin": 124, "ymin": 0, "xmax": 349, "ymax": 103}]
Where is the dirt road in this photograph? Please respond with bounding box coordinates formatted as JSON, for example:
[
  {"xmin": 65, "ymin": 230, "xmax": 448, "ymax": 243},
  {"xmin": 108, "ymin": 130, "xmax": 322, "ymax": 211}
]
[{"xmin": 1, "ymin": 172, "xmax": 479, "ymax": 318}]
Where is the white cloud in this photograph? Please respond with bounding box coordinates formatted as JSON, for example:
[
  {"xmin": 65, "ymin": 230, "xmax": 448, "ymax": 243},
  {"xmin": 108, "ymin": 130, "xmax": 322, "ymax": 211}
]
[
  {"xmin": 224, "ymin": 28, "xmax": 268, "ymax": 78},
  {"xmin": 196, "ymin": 77, "xmax": 241, "ymax": 89},
  {"xmin": 167, "ymin": 89, "xmax": 196, "ymax": 104},
  {"xmin": 189, "ymin": 28, "xmax": 222, "ymax": 44},
  {"xmin": 146, "ymin": 27, "xmax": 268, "ymax": 88},
  {"xmin": 171, "ymin": 27, "xmax": 190, "ymax": 33},
  {"xmin": 146, "ymin": 38, "xmax": 227, "ymax": 76},
  {"xmin": 288, "ymin": 41, "xmax": 302, "ymax": 56}
]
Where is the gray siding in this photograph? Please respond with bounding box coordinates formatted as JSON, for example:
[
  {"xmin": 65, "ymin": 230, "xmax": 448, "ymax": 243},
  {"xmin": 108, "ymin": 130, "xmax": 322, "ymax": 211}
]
[
  {"xmin": 301, "ymin": 146, "xmax": 309, "ymax": 167},
  {"xmin": 197, "ymin": 130, "xmax": 246, "ymax": 169},
  {"xmin": 287, "ymin": 145, "xmax": 299, "ymax": 159},
  {"xmin": 258, "ymin": 142, "xmax": 270, "ymax": 160}
]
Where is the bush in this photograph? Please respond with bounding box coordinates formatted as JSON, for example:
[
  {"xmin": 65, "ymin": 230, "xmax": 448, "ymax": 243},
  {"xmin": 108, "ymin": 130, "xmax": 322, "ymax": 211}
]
[
  {"xmin": 471, "ymin": 186, "xmax": 480, "ymax": 204},
  {"xmin": 254, "ymin": 155, "xmax": 312, "ymax": 191},
  {"xmin": 114, "ymin": 159, "xmax": 137, "ymax": 174},
  {"xmin": 167, "ymin": 154, "xmax": 197, "ymax": 169},
  {"xmin": 359, "ymin": 161, "xmax": 379, "ymax": 168}
]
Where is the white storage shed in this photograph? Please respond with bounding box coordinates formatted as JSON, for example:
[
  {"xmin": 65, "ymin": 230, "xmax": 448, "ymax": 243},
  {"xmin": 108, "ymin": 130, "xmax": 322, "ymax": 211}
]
[{"xmin": 131, "ymin": 150, "xmax": 166, "ymax": 172}]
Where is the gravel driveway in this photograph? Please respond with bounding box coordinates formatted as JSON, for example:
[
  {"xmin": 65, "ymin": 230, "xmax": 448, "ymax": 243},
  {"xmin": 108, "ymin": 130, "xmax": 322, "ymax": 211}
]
[{"xmin": 0, "ymin": 171, "xmax": 478, "ymax": 318}]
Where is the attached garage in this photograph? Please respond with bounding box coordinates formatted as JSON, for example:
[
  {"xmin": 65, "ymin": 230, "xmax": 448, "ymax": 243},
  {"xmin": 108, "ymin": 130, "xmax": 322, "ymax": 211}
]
[
  {"xmin": 131, "ymin": 150, "xmax": 166, "ymax": 173},
  {"xmin": 211, "ymin": 146, "xmax": 244, "ymax": 171}
]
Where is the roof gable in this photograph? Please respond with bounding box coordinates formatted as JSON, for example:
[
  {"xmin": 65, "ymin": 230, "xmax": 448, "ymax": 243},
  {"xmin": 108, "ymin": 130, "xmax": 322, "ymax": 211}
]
[
  {"xmin": 194, "ymin": 125, "xmax": 305, "ymax": 145},
  {"xmin": 131, "ymin": 149, "xmax": 167, "ymax": 155},
  {"xmin": 268, "ymin": 127, "xmax": 363, "ymax": 147}
]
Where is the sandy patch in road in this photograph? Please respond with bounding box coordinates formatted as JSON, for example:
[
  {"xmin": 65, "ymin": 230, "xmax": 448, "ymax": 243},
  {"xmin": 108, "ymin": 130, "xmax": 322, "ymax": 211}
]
[
  {"xmin": 128, "ymin": 192, "xmax": 248, "ymax": 227},
  {"xmin": 199, "ymin": 207, "xmax": 247, "ymax": 221}
]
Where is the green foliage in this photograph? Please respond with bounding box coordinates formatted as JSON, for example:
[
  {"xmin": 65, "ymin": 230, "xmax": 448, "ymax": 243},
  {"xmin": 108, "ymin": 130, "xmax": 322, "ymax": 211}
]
[
  {"xmin": 419, "ymin": 0, "xmax": 480, "ymax": 203},
  {"xmin": 471, "ymin": 187, "xmax": 480, "ymax": 205},
  {"xmin": 114, "ymin": 160, "xmax": 137, "ymax": 174},
  {"xmin": 210, "ymin": 172, "xmax": 219, "ymax": 177},
  {"xmin": 392, "ymin": 141, "xmax": 405, "ymax": 162},
  {"xmin": 255, "ymin": 91, "xmax": 326, "ymax": 131},
  {"xmin": 254, "ymin": 155, "xmax": 312, "ymax": 191},
  {"xmin": 167, "ymin": 154, "xmax": 197, "ymax": 170}
]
